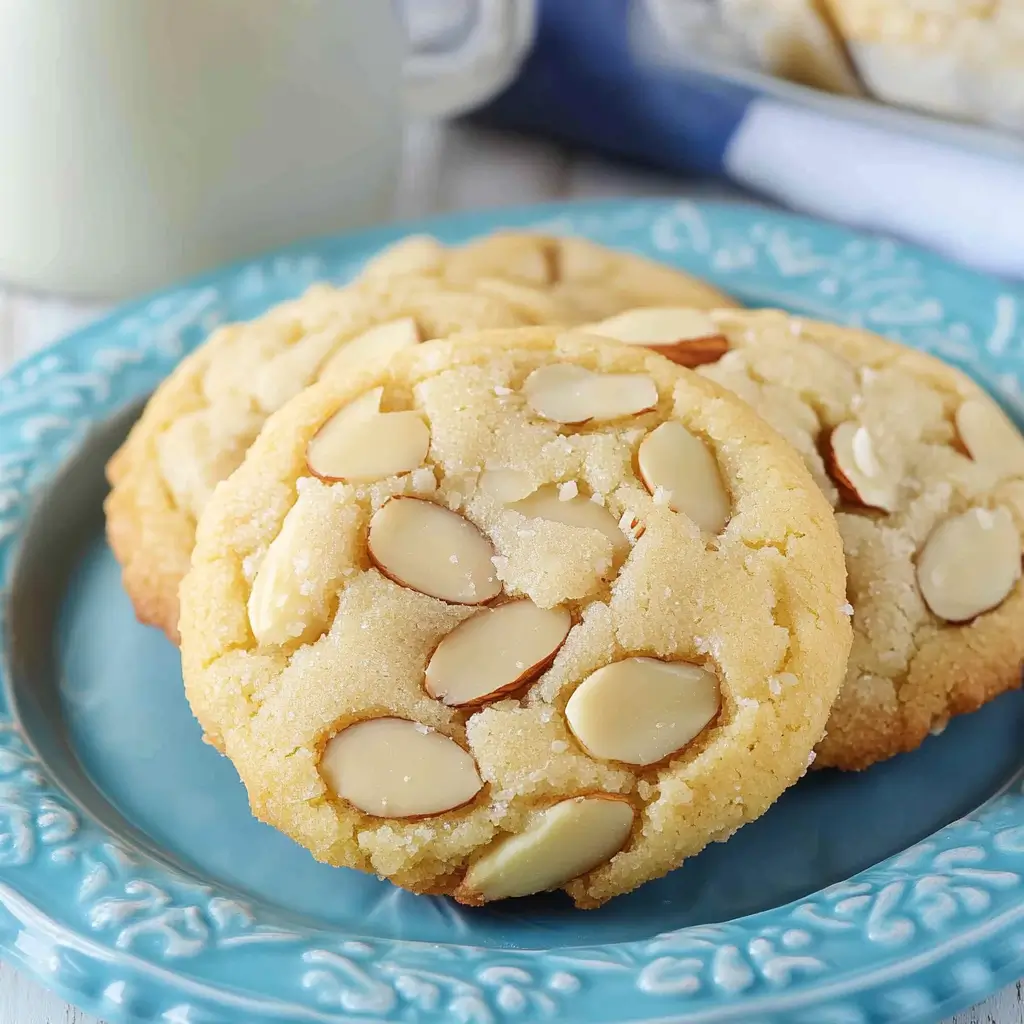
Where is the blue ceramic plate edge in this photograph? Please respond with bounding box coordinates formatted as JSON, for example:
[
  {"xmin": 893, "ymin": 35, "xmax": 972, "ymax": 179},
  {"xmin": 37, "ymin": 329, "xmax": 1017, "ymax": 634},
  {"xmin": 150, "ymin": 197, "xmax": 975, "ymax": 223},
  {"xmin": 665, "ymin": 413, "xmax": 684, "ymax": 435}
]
[{"xmin": 0, "ymin": 199, "xmax": 1022, "ymax": 1023}]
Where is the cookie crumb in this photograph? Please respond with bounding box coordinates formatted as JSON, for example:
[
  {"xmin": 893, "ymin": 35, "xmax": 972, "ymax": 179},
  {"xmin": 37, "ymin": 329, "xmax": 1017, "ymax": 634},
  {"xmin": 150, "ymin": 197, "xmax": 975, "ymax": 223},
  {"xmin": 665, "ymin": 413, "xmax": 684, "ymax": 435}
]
[
  {"xmin": 411, "ymin": 467, "xmax": 436, "ymax": 492},
  {"xmin": 558, "ymin": 481, "xmax": 579, "ymax": 501}
]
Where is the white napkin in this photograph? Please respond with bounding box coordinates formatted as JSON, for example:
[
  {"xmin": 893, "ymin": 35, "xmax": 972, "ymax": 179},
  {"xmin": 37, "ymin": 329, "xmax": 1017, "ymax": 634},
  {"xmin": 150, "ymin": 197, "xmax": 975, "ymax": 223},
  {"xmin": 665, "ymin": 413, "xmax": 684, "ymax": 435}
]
[{"xmin": 725, "ymin": 99, "xmax": 1024, "ymax": 281}]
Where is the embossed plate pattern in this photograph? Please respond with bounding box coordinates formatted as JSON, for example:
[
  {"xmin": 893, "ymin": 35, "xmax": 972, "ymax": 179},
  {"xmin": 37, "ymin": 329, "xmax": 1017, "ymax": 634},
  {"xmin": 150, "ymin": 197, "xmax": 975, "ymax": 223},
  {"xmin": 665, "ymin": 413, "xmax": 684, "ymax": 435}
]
[{"xmin": 1, "ymin": 200, "xmax": 1024, "ymax": 1024}]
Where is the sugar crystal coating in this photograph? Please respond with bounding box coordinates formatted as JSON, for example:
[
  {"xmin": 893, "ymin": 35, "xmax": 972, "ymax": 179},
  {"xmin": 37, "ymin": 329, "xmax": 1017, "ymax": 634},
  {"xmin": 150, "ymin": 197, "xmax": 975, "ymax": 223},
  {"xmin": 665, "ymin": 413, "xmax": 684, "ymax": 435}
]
[{"xmin": 180, "ymin": 327, "xmax": 849, "ymax": 906}]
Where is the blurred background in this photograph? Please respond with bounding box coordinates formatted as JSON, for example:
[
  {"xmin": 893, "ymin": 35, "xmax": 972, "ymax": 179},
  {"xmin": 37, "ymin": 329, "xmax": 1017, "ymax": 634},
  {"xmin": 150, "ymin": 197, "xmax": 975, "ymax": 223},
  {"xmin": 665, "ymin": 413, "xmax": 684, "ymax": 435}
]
[
  {"xmin": 469, "ymin": 0, "xmax": 1024, "ymax": 279},
  {"xmin": 2, "ymin": 0, "xmax": 1023, "ymax": 306}
]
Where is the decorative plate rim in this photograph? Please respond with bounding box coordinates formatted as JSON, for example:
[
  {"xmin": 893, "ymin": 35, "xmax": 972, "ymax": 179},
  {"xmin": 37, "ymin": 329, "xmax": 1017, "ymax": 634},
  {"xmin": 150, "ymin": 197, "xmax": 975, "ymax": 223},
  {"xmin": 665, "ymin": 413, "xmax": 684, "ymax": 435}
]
[{"xmin": 0, "ymin": 199, "xmax": 1022, "ymax": 1024}]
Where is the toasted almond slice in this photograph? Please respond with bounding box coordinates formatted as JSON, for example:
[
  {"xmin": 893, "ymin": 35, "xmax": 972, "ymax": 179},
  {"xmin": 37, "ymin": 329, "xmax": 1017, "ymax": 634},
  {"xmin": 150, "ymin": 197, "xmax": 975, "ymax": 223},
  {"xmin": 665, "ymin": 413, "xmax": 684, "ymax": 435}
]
[
  {"xmin": 320, "ymin": 718, "xmax": 482, "ymax": 818},
  {"xmin": 368, "ymin": 497, "xmax": 502, "ymax": 604},
  {"xmin": 425, "ymin": 601, "xmax": 571, "ymax": 707},
  {"xmin": 319, "ymin": 317, "xmax": 422, "ymax": 380},
  {"xmin": 247, "ymin": 499, "xmax": 336, "ymax": 647},
  {"xmin": 510, "ymin": 484, "xmax": 629, "ymax": 555},
  {"xmin": 589, "ymin": 308, "xmax": 729, "ymax": 367},
  {"xmin": 479, "ymin": 468, "xmax": 537, "ymax": 504},
  {"xmin": 916, "ymin": 507, "xmax": 1022, "ymax": 622},
  {"xmin": 457, "ymin": 796, "xmax": 634, "ymax": 902},
  {"xmin": 523, "ymin": 364, "xmax": 658, "ymax": 423},
  {"xmin": 248, "ymin": 517, "xmax": 308, "ymax": 646},
  {"xmin": 637, "ymin": 421, "xmax": 731, "ymax": 533},
  {"xmin": 955, "ymin": 398, "xmax": 1024, "ymax": 475},
  {"xmin": 824, "ymin": 422, "xmax": 900, "ymax": 512},
  {"xmin": 565, "ymin": 658, "xmax": 720, "ymax": 765},
  {"xmin": 307, "ymin": 405, "xmax": 429, "ymax": 483}
]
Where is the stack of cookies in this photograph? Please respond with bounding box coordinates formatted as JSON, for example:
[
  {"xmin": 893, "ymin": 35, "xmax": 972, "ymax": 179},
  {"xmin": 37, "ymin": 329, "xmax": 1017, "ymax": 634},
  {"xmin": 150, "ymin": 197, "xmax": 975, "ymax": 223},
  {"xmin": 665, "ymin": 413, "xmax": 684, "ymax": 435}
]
[
  {"xmin": 104, "ymin": 231, "xmax": 1024, "ymax": 908},
  {"xmin": 703, "ymin": 0, "xmax": 1023, "ymax": 133}
]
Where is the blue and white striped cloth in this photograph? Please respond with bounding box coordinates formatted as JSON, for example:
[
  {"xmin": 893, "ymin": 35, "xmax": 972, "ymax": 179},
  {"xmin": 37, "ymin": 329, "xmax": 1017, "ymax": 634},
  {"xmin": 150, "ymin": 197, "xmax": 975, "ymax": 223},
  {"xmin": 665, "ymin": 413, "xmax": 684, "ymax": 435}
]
[{"xmin": 472, "ymin": 0, "xmax": 1024, "ymax": 280}]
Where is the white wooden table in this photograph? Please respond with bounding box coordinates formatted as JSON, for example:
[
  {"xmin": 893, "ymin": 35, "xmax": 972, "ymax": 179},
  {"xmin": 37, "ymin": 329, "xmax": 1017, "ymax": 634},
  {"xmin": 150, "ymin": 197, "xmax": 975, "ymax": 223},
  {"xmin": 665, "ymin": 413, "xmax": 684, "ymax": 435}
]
[{"xmin": 0, "ymin": 121, "xmax": 1019, "ymax": 1024}]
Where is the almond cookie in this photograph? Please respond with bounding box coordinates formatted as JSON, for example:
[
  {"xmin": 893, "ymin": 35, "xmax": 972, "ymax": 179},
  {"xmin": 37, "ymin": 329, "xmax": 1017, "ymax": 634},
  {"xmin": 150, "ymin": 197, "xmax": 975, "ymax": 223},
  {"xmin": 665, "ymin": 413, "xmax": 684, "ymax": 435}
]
[
  {"xmin": 106, "ymin": 234, "xmax": 735, "ymax": 643},
  {"xmin": 716, "ymin": 0, "xmax": 862, "ymax": 95},
  {"xmin": 589, "ymin": 306, "xmax": 1024, "ymax": 769},
  {"xmin": 821, "ymin": 0, "xmax": 1024, "ymax": 132},
  {"xmin": 357, "ymin": 230, "xmax": 737, "ymax": 323},
  {"xmin": 105, "ymin": 278, "xmax": 535, "ymax": 643},
  {"xmin": 178, "ymin": 328, "xmax": 849, "ymax": 907}
]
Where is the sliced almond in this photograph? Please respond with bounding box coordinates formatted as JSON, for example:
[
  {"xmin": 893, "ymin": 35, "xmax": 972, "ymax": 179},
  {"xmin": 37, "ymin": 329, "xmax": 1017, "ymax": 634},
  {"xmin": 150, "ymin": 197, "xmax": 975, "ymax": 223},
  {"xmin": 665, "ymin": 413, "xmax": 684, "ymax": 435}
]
[
  {"xmin": 954, "ymin": 398, "xmax": 1024, "ymax": 476},
  {"xmin": 319, "ymin": 317, "xmax": 422, "ymax": 380},
  {"xmin": 916, "ymin": 506, "xmax": 1022, "ymax": 622},
  {"xmin": 589, "ymin": 308, "xmax": 729, "ymax": 367},
  {"xmin": 247, "ymin": 497, "xmax": 342, "ymax": 647},
  {"xmin": 360, "ymin": 235, "xmax": 445, "ymax": 279},
  {"xmin": 321, "ymin": 386, "xmax": 383, "ymax": 426},
  {"xmin": 248, "ymin": 523, "xmax": 308, "ymax": 647},
  {"xmin": 307, "ymin": 400, "xmax": 429, "ymax": 483},
  {"xmin": 479, "ymin": 468, "xmax": 537, "ymax": 504},
  {"xmin": 425, "ymin": 601, "xmax": 571, "ymax": 707},
  {"xmin": 320, "ymin": 718, "xmax": 482, "ymax": 818},
  {"xmin": 510, "ymin": 484, "xmax": 629, "ymax": 555},
  {"xmin": 824, "ymin": 421, "xmax": 900, "ymax": 512},
  {"xmin": 637, "ymin": 421, "xmax": 730, "ymax": 533},
  {"xmin": 368, "ymin": 497, "xmax": 502, "ymax": 604},
  {"xmin": 454, "ymin": 234, "xmax": 555, "ymax": 286},
  {"xmin": 474, "ymin": 277, "xmax": 566, "ymax": 323},
  {"xmin": 457, "ymin": 796, "xmax": 634, "ymax": 902},
  {"xmin": 565, "ymin": 658, "xmax": 720, "ymax": 765},
  {"xmin": 523, "ymin": 364, "xmax": 658, "ymax": 423}
]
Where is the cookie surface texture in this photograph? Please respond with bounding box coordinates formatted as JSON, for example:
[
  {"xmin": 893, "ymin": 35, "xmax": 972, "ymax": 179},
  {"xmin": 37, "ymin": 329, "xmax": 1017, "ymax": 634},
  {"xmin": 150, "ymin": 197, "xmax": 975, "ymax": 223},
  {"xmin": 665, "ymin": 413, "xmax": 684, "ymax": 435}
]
[
  {"xmin": 179, "ymin": 327, "xmax": 849, "ymax": 907},
  {"xmin": 589, "ymin": 306, "xmax": 1024, "ymax": 769},
  {"xmin": 105, "ymin": 279, "xmax": 532, "ymax": 642},
  {"xmin": 359, "ymin": 230, "xmax": 737, "ymax": 322},
  {"xmin": 106, "ymin": 233, "xmax": 735, "ymax": 642}
]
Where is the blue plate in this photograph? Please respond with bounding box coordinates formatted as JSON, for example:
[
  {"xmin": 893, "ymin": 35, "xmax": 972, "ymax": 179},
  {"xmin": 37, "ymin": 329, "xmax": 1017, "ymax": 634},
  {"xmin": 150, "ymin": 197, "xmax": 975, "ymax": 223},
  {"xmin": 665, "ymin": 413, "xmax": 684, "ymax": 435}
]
[{"xmin": 1, "ymin": 200, "xmax": 1024, "ymax": 1024}]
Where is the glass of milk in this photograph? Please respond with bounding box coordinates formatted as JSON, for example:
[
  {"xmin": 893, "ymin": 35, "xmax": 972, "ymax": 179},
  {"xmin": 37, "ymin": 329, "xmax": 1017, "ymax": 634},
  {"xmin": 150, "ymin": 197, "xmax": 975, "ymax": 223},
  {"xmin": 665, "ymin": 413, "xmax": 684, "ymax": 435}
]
[{"xmin": 0, "ymin": 0, "xmax": 535, "ymax": 297}]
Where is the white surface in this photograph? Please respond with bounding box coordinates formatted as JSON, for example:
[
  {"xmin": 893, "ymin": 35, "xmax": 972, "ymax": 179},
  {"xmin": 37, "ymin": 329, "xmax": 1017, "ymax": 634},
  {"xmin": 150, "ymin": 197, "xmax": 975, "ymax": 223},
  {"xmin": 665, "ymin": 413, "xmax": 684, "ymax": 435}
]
[
  {"xmin": 725, "ymin": 98, "xmax": 1024, "ymax": 279},
  {"xmin": 0, "ymin": 120, "xmax": 1019, "ymax": 1024}
]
